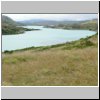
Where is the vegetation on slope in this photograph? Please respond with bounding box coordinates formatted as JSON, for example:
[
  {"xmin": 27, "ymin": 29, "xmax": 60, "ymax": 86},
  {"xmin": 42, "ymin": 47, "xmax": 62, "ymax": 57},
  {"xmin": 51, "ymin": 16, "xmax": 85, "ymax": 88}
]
[
  {"xmin": 2, "ymin": 33, "xmax": 98, "ymax": 86},
  {"xmin": 2, "ymin": 24, "xmax": 40, "ymax": 35},
  {"xmin": 2, "ymin": 15, "xmax": 18, "ymax": 26},
  {"xmin": 2, "ymin": 15, "xmax": 40, "ymax": 35},
  {"xmin": 44, "ymin": 19, "xmax": 98, "ymax": 31}
]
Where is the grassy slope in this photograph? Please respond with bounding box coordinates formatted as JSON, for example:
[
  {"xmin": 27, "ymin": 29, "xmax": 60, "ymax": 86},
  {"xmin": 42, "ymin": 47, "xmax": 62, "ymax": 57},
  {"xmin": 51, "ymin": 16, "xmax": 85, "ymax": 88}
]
[{"xmin": 2, "ymin": 34, "xmax": 98, "ymax": 86}]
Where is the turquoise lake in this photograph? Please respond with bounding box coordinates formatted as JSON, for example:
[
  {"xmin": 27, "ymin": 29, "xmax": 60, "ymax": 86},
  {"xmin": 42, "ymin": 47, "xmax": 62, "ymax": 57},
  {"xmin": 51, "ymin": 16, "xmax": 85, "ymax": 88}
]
[{"xmin": 2, "ymin": 26, "xmax": 96, "ymax": 51}]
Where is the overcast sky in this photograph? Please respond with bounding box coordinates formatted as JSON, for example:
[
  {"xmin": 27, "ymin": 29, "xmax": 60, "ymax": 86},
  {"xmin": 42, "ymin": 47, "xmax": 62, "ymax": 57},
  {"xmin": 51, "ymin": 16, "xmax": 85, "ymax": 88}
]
[{"xmin": 3, "ymin": 14, "xmax": 98, "ymax": 21}]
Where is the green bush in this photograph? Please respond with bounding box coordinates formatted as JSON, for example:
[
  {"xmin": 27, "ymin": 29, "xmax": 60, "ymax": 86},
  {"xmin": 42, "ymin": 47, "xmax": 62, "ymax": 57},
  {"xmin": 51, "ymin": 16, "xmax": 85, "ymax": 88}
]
[
  {"xmin": 63, "ymin": 37, "xmax": 94, "ymax": 50},
  {"xmin": 4, "ymin": 50, "xmax": 13, "ymax": 54}
]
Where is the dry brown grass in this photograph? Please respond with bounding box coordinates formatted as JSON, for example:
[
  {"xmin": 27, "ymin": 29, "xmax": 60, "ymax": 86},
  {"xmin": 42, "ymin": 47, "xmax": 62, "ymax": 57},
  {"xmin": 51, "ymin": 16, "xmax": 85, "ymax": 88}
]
[{"xmin": 2, "ymin": 34, "xmax": 98, "ymax": 86}]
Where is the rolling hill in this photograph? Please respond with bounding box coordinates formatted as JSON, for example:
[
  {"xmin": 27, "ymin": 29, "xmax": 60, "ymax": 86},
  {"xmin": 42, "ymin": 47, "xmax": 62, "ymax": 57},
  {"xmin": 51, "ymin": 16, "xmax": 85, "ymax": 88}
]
[
  {"xmin": 44, "ymin": 19, "xmax": 98, "ymax": 31},
  {"xmin": 2, "ymin": 15, "xmax": 38, "ymax": 35}
]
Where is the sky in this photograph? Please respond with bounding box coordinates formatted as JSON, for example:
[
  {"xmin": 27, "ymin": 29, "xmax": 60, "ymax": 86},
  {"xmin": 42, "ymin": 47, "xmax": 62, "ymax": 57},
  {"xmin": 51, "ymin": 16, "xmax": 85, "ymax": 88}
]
[{"xmin": 3, "ymin": 14, "xmax": 98, "ymax": 21}]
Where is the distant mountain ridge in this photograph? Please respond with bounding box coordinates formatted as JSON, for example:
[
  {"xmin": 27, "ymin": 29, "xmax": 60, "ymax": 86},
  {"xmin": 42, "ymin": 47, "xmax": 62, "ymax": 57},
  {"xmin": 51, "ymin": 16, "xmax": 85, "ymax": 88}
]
[
  {"xmin": 18, "ymin": 18, "xmax": 98, "ymax": 26},
  {"xmin": 18, "ymin": 19, "xmax": 82, "ymax": 26}
]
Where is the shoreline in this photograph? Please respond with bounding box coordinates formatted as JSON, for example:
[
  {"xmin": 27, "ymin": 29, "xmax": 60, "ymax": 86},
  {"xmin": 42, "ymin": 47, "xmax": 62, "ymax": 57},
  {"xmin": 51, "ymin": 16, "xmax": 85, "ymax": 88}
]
[
  {"xmin": 2, "ymin": 25, "xmax": 97, "ymax": 35},
  {"xmin": 44, "ymin": 26, "xmax": 98, "ymax": 31},
  {"xmin": 2, "ymin": 28, "xmax": 41, "ymax": 35},
  {"xmin": 2, "ymin": 32, "xmax": 98, "ymax": 86},
  {"xmin": 2, "ymin": 33, "xmax": 97, "ymax": 53}
]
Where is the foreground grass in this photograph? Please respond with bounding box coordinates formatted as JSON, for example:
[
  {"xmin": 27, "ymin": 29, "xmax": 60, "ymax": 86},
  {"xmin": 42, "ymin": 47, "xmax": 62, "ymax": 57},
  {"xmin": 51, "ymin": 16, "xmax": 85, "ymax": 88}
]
[{"xmin": 2, "ymin": 34, "xmax": 98, "ymax": 86}]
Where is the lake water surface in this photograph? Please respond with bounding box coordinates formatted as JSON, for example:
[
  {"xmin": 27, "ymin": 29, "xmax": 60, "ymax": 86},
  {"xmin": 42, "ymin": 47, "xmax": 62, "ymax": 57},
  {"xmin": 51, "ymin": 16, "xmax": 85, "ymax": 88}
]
[{"xmin": 2, "ymin": 26, "xmax": 96, "ymax": 51}]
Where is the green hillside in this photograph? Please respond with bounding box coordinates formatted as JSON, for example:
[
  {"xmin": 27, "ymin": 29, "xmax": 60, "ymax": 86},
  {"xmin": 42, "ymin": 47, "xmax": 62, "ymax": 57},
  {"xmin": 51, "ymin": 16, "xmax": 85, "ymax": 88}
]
[
  {"xmin": 45, "ymin": 19, "xmax": 98, "ymax": 31},
  {"xmin": 2, "ymin": 15, "xmax": 18, "ymax": 26},
  {"xmin": 80, "ymin": 19, "xmax": 98, "ymax": 31},
  {"xmin": 2, "ymin": 15, "xmax": 39, "ymax": 35}
]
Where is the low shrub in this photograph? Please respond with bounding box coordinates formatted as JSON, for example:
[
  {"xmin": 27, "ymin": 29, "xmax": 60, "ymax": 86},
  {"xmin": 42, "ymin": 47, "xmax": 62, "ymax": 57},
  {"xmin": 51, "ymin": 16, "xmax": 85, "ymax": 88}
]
[{"xmin": 4, "ymin": 50, "xmax": 13, "ymax": 54}]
